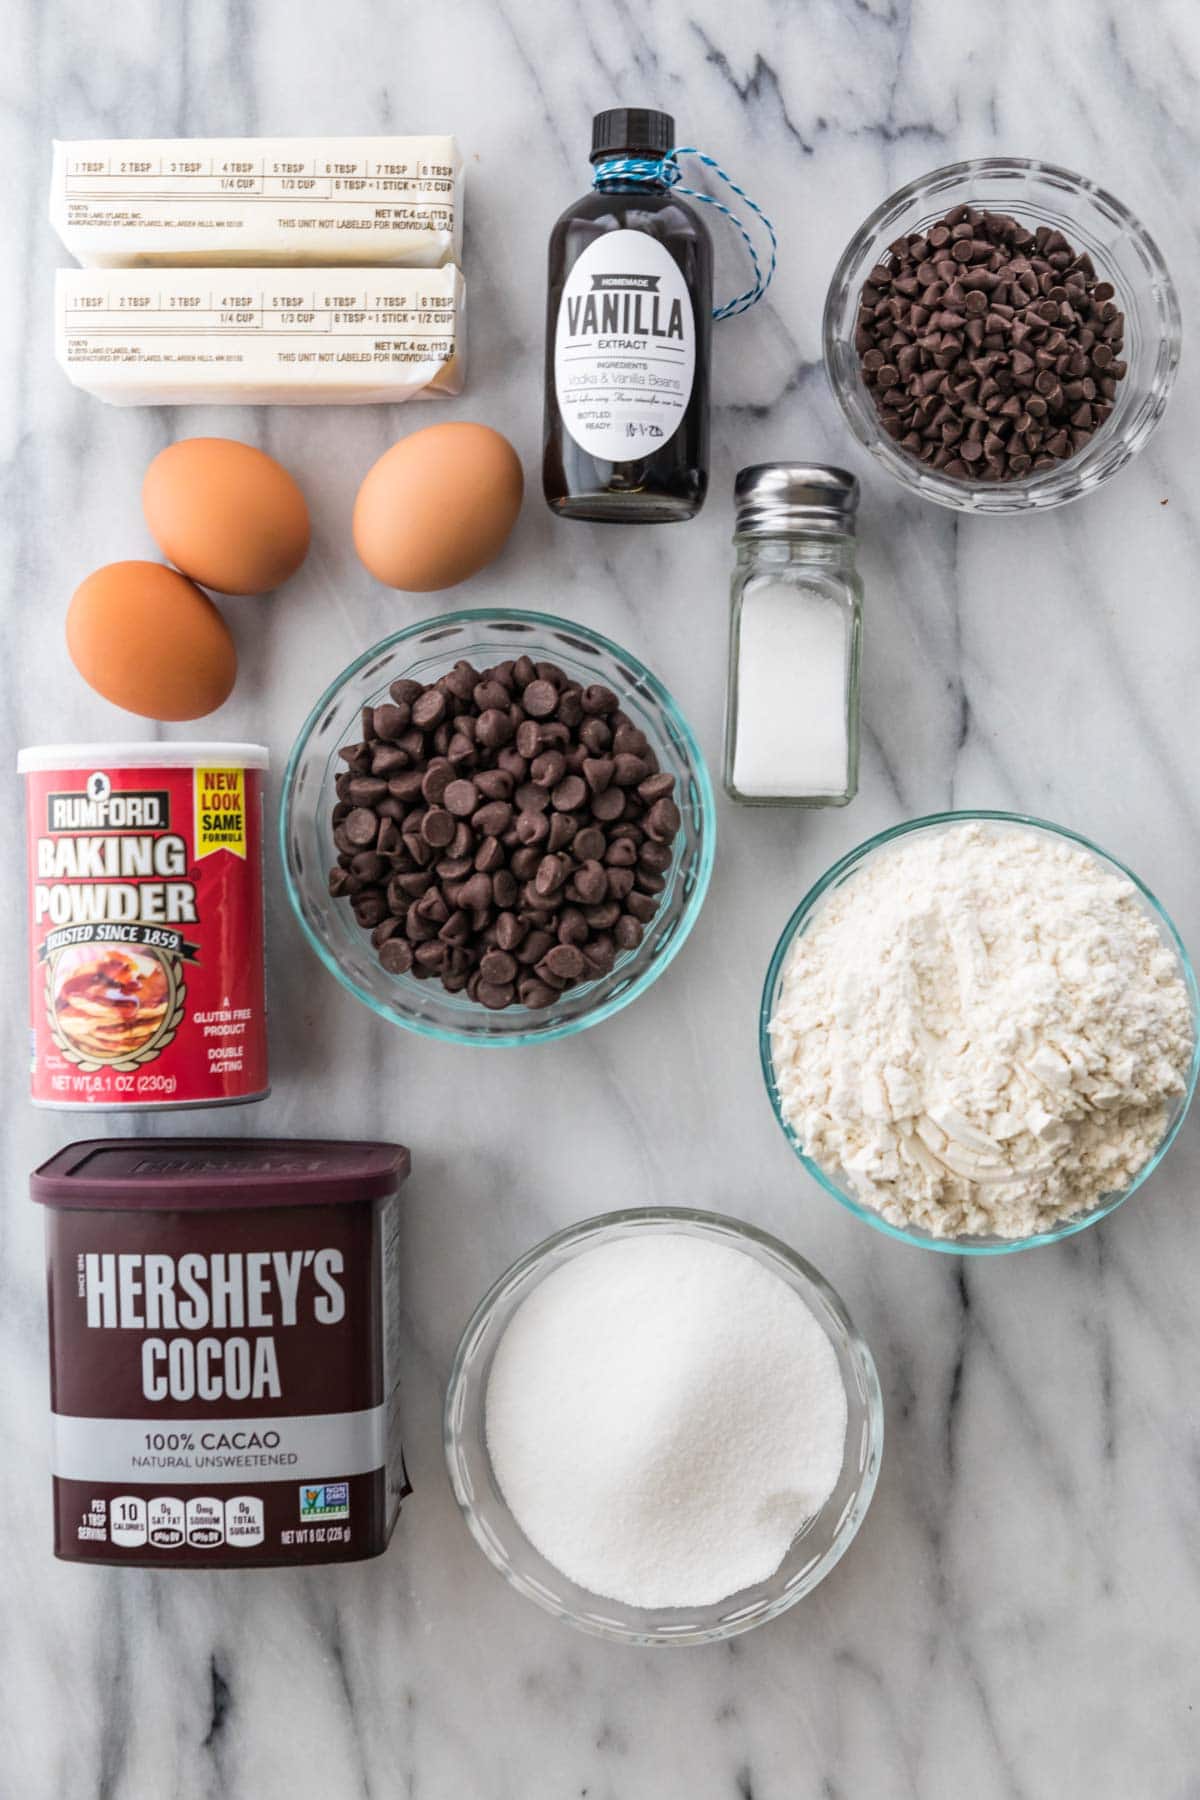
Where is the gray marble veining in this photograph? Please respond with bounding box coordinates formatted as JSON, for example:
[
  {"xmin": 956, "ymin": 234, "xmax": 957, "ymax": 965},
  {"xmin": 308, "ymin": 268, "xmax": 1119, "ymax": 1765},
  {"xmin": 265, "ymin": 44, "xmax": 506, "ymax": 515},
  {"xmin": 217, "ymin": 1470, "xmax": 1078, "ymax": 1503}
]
[{"xmin": 3, "ymin": 2, "xmax": 1200, "ymax": 1796}]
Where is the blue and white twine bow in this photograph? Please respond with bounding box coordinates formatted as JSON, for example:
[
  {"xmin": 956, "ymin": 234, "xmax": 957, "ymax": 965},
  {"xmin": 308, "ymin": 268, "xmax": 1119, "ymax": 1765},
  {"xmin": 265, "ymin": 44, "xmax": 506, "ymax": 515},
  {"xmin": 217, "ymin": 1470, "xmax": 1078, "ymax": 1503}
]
[{"xmin": 592, "ymin": 147, "xmax": 778, "ymax": 320}]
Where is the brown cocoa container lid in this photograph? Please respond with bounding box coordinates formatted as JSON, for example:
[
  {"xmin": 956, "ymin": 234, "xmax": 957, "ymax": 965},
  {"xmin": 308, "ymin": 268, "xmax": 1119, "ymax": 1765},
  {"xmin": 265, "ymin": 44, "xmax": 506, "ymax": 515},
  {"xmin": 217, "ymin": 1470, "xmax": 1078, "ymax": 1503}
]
[{"xmin": 31, "ymin": 1139, "xmax": 410, "ymax": 1212}]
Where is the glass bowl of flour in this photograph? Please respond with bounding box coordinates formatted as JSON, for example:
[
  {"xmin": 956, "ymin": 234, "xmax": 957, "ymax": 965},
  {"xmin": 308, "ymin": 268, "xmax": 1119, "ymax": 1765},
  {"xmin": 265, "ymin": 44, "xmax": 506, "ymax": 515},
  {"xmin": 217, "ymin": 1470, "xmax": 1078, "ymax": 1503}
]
[
  {"xmin": 444, "ymin": 1209, "xmax": 883, "ymax": 1645},
  {"xmin": 762, "ymin": 812, "xmax": 1199, "ymax": 1254}
]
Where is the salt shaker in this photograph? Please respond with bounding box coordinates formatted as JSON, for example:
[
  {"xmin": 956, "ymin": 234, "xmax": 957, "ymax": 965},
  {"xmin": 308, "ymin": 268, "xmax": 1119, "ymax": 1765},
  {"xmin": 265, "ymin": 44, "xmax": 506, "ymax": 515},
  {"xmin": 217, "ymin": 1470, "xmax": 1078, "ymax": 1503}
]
[{"xmin": 722, "ymin": 464, "xmax": 862, "ymax": 806}]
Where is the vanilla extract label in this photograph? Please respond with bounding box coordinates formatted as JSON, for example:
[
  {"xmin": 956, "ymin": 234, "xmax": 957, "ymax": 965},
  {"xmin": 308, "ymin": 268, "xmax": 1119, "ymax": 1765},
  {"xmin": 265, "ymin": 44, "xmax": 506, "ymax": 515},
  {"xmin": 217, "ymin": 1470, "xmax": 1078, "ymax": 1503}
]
[{"xmin": 554, "ymin": 228, "xmax": 695, "ymax": 462}]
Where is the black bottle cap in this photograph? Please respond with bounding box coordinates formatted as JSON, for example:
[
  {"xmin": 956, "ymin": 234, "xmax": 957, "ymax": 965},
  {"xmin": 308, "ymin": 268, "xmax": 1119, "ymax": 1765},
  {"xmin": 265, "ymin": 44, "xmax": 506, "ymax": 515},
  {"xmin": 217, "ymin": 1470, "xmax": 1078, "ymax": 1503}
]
[{"xmin": 590, "ymin": 108, "xmax": 675, "ymax": 163}]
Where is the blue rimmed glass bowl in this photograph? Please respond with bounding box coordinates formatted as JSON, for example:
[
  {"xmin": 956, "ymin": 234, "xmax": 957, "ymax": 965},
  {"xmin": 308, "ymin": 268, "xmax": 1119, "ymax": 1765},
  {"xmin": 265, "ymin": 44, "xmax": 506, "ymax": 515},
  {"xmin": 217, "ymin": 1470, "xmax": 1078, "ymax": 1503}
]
[
  {"xmin": 281, "ymin": 607, "xmax": 715, "ymax": 1047},
  {"xmin": 760, "ymin": 811, "xmax": 1200, "ymax": 1255}
]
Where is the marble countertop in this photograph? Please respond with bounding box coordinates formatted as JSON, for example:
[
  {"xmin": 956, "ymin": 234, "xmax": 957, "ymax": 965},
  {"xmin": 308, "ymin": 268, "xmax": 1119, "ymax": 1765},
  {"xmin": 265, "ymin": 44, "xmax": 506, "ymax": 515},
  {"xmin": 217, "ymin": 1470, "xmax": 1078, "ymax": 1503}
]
[{"xmin": 4, "ymin": 2, "xmax": 1200, "ymax": 1796}]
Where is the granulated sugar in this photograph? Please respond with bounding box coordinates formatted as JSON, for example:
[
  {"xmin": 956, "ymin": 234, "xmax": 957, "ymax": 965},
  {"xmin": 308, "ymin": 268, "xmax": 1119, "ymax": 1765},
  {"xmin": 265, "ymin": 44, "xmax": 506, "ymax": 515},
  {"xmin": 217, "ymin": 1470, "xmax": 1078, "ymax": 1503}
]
[{"xmin": 484, "ymin": 1233, "xmax": 848, "ymax": 1609}]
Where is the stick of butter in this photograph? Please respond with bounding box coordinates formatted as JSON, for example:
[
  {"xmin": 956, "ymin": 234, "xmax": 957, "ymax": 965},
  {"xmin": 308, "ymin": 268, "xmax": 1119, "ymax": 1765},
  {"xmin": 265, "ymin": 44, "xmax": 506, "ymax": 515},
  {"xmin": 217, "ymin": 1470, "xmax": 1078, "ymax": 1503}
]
[
  {"xmin": 55, "ymin": 266, "xmax": 465, "ymax": 406},
  {"xmin": 50, "ymin": 137, "xmax": 462, "ymax": 268}
]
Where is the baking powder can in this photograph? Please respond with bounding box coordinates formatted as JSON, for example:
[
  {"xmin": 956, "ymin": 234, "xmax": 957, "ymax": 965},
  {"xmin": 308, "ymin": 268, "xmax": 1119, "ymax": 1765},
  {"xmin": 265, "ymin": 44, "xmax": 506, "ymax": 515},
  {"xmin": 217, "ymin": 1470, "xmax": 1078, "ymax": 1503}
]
[{"xmin": 18, "ymin": 742, "xmax": 269, "ymax": 1109}]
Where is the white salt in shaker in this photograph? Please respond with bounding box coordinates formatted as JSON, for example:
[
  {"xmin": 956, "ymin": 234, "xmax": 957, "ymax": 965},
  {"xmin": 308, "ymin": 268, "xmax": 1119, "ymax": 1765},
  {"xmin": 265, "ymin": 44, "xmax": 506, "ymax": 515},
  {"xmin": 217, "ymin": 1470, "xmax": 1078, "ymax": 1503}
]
[{"xmin": 723, "ymin": 464, "xmax": 862, "ymax": 806}]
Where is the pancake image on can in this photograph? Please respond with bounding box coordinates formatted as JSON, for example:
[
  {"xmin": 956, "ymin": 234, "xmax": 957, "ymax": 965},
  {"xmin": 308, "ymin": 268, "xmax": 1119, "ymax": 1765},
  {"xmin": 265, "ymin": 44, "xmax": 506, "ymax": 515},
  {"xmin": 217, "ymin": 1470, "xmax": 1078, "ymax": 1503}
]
[{"xmin": 49, "ymin": 941, "xmax": 178, "ymax": 1066}]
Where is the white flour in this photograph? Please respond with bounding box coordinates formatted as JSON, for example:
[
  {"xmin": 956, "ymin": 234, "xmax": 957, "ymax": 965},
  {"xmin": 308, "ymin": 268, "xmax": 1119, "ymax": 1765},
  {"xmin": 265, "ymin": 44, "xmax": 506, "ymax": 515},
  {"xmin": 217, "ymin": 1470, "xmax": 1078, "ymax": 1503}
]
[
  {"xmin": 485, "ymin": 1234, "xmax": 847, "ymax": 1608},
  {"xmin": 770, "ymin": 823, "xmax": 1194, "ymax": 1239}
]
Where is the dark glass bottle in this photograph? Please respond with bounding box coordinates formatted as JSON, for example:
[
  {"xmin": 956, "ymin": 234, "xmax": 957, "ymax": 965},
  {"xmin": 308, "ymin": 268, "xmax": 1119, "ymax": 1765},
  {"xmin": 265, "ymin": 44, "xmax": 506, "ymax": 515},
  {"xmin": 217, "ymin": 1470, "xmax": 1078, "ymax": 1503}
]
[{"xmin": 543, "ymin": 108, "xmax": 713, "ymax": 523}]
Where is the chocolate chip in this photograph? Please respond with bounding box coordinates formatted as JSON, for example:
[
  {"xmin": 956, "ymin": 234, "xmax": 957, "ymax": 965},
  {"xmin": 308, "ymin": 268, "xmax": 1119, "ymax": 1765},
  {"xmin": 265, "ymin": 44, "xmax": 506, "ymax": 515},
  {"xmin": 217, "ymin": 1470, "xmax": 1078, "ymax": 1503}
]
[
  {"xmin": 591, "ymin": 786, "xmax": 625, "ymax": 822},
  {"xmin": 477, "ymin": 980, "xmax": 515, "ymax": 1010},
  {"xmin": 480, "ymin": 949, "xmax": 518, "ymax": 986},
  {"xmin": 331, "ymin": 660, "xmax": 682, "ymax": 1008},
  {"xmin": 379, "ymin": 938, "xmax": 414, "ymax": 975},
  {"xmin": 531, "ymin": 750, "xmax": 566, "ymax": 789},
  {"xmin": 855, "ymin": 204, "xmax": 1126, "ymax": 481},
  {"xmin": 411, "ymin": 689, "xmax": 447, "ymax": 730},
  {"xmin": 444, "ymin": 778, "xmax": 479, "ymax": 817},
  {"xmin": 519, "ymin": 978, "xmax": 559, "ymax": 1009},
  {"xmin": 551, "ymin": 774, "xmax": 587, "ymax": 813},
  {"xmin": 543, "ymin": 942, "xmax": 585, "ymax": 981},
  {"xmin": 476, "ymin": 708, "xmax": 513, "ymax": 749},
  {"xmin": 420, "ymin": 808, "xmax": 456, "ymax": 848},
  {"xmin": 646, "ymin": 797, "xmax": 681, "ymax": 842},
  {"xmin": 522, "ymin": 680, "xmax": 558, "ymax": 719}
]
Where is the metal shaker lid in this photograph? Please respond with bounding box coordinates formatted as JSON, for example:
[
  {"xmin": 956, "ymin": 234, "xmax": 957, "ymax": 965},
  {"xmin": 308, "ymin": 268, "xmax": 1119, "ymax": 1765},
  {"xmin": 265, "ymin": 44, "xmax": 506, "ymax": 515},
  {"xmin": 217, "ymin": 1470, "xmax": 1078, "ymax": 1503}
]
[{"xmin": 734, "ymin": 464, "xmax": 860, "ymax": 535}]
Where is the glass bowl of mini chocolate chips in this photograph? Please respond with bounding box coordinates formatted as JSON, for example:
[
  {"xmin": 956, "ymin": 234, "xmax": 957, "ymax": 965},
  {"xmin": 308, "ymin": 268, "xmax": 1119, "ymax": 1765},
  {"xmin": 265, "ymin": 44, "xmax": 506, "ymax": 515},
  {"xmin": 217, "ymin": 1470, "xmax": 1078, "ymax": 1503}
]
[
  {"xmin": 282, "ymin": 607, "xmax": 716, "ymax": 1045},
  {"xmin": 824, "ymin": 158, "xmax": 1180, "ymax": 511}
]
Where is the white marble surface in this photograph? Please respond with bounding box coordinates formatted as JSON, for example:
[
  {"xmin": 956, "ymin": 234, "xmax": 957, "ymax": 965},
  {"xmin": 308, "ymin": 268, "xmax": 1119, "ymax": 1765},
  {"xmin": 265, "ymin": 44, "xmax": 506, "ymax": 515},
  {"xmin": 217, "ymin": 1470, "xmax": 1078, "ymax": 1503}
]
[{"xmin": 4, "ymin": 2, "xmax": 1200, "ymax": 1795}]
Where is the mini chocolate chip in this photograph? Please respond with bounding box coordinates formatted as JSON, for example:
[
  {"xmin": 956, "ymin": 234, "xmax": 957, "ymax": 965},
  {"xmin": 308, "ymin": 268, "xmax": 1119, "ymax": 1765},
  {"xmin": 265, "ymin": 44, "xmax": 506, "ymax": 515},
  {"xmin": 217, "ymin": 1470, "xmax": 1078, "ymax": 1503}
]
[
  {"xmin": 516, "ymin": 928, "xmax": 556, "ymax": 967},
  {"xmin": 379, "ymin": 938, "xmax": 414, "ymax": 975},
  {"xmin": 351, "ymin": 890, "xmax": 387, "ymax": 928},
  {"xmin": 551, "ymin": 775, "xmax": 587, "ymax": 812},
  {"xmin": 615, "ymin": 915, "xmax": 645, "ymax": 950},
  {"xmin": 496, "ymin": 911, "xmax": 526, "ymax": 951},
  {"xmin": 444, "ymin": 778, "xmax": 479, "ymax": 817},
  {"xmin": 580, "ymin": 718, "xmax": 612, "ymax": 753},
  {"xmin": 590, "ymin": 786, "xmax": 625, "ymax": 822},
  {"xmin": 573, "ymin": 860, "xmax": 607, "ymax": 905},
  {"xmin": 522, "ymin": 680, "xmax": 558, "ymax": 718},
  {"xmin": 531, "ymin": 750, "xmax": 566, "ymax": 789},
  {"xmin": 637, "ymin": 772, "xmax": 675, "ymax": 804},
  {"xmin": 518, "ymin": 978, "xmax": 559, "ymax": 1008},
  {"xmin": 646, "ymin": 797, "xmax": 681, "ymax": 842},
  {"xmin": 421, "ymin": 759, "xmax": 454, "ymax": 805},
  {"xmin": 480, "ymin": 949, "xmax": 518, "ymax": 986},
  {"xmin": 344, "ymin": 808, "xmax": 379, "ymax": 847},
  {"xmin": 543, "ymin": 942, "xmax": 585, "ymax": 982},
  {"xmin": 411, "ymin": 689, "xmax": 447, "ymax": 730},
  {"xmin": 476, "ymin": 707, "xmax": 514, "ymax": 749},
  {"xmin": 421, "ymin": 808, "xmax": 456, "ymax": 848},
  {"xmin": 474, "ymin": 802, "xmax": 510, "ymax": 835}
]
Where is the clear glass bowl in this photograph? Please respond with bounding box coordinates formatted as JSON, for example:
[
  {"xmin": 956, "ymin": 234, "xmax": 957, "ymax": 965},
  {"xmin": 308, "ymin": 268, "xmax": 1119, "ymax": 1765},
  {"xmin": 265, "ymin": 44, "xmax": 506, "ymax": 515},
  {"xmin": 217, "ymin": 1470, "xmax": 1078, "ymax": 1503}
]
[
  {"xmin": 444, "ymin": 1207, "xmax": 883, "ymax": 1645},
  {"xmin": 761, "ymin": 811, "xmax": 1200, "ymax": 1255},
  {"xmin": 281, "ymin": 607, "xmax": 715, "ymax": 1047},
  {"xmin": 823, "ymin": 157, "xmax": 1181, "ymax": 512}
]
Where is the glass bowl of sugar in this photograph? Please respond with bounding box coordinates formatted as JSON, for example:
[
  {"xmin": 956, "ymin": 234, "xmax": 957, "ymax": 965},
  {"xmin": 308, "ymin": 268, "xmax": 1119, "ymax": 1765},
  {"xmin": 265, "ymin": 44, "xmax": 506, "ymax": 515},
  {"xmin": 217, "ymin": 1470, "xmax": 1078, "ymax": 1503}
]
[{"xmin": 444, "ymin": 1207, "xmax": 883, "ymax": 1646}]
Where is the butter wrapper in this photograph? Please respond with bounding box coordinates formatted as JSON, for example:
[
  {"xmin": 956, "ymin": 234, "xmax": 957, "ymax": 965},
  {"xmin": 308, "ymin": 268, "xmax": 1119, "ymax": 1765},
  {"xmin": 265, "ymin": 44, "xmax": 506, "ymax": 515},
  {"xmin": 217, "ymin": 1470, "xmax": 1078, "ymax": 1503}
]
[
  {"xmin": 50, "ymin": 136, "xmax": 462, "ymax": 269},
  {"xmin": 55, "ymin": 265, "xmax": 465, "ymax": 406}
]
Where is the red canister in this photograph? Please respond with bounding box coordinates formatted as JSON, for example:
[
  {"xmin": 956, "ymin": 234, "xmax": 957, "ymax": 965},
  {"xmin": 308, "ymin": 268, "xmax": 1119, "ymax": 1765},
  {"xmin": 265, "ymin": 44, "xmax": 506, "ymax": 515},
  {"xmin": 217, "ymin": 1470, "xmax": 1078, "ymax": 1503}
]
[
  {"xmin": 19, "ymin": 742, "xmax": 269, "ymax": 1109},
  {"xmin": 32, "ymin": 1138, "xmax": 411, "ymax": 1568}
]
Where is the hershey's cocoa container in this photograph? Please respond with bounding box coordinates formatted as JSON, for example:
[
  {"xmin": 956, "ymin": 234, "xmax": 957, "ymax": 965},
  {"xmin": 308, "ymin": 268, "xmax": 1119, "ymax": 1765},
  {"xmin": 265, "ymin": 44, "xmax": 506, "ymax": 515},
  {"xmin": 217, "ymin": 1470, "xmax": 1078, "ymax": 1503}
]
[
  {"xmin": 32, "ymin": 1138, "xmax": 411, "ymax": 1568},
  {"xmin": 18, "ymin": 743, "xmax": 269, "ymax": 1109}
]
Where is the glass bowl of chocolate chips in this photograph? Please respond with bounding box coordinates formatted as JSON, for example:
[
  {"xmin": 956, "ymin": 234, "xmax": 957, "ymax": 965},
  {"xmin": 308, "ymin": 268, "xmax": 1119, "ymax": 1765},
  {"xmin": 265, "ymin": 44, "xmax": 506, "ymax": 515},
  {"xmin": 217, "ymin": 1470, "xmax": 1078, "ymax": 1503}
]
[
  {"xmin": 824, "ymin": 157, "xmax": 1180, "ymax": 512},
  {"xmin": 282, "ymin": 607, "xmax": 716, "ymax": 1046}
]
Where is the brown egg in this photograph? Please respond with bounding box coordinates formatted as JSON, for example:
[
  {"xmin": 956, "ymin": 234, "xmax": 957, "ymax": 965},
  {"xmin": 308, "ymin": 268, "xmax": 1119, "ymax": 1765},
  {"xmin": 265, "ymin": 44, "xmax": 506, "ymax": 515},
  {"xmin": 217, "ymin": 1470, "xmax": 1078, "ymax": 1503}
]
[
  {"xmin": 67, "ymin": 562, "xmax": 237, "ymax": 721},
  {"xmin": 353, "ymin": 422, "xmax": 524, "ymax": 591},
  {"xmin": 143, "ymin": 437, "xmax": 310, "ymax": 595}
]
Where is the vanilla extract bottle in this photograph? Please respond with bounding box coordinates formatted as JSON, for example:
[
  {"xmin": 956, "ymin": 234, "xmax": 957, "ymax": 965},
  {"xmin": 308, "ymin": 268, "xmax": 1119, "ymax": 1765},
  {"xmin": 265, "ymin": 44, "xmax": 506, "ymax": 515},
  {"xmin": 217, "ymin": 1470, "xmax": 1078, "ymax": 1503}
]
[{"xmin": 543, "ymin": 108, "xmax": 713, "ymax": 523}]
